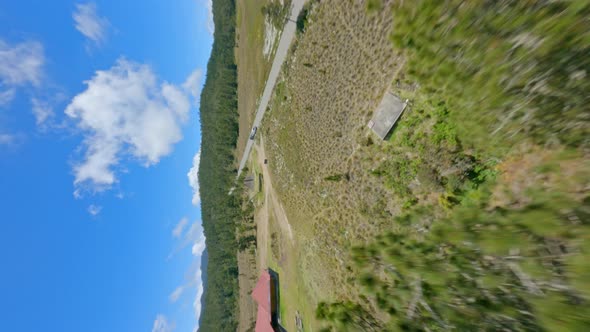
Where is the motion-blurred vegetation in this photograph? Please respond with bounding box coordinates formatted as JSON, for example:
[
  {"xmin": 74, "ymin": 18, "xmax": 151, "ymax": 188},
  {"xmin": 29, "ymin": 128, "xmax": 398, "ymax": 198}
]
[
  {"xmin": 317, "ymin": 1, "xmax": 590, "ymax": 331},
  {"xmin": 389, "ymin": 0, "xmax": 589, "ymax": 151}
]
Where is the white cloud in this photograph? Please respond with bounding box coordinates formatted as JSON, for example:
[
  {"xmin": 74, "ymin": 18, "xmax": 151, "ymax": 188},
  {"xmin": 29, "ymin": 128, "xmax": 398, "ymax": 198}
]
[
  {"xmin": 73, "ymin": 2, "xmax": 110, "ymax": 45},
  {"xmin": 168, "ymin": 220, "xmax": 207, "ymax": 329},
  {"xmin": 0, "ymin": 39, "xmax": 44, "ymax": 87},
  {"xmin": 193, "ymin": 268, "xmax": 204, "ymax": 324},
  {"xmin": 0, "ymin": 133, "xmax": 15, "ymax": 145},
  {"xmin": 152, "ymin": 315, "xmax": 175, "ymax": 332},
  {"xmin": 172, "ymin": 217, "xmax": 188, "ymax": 238},
  {"xmin": 169, "ymin": 286, "xmax": 184, "ymax": 303},
  {"xmin": 202, "ymin": 0, "xmax": 214, "ymax": 34},
  {"xmin": 185, "ymin": 222, "xmax": 204, "ymax": 245},
  {"xmin": 87, "ymin": 204, "xmax": 102, "ymax": 216},
  {"xmin": 167, "ymin": 220, "xmax": 206, "ymax": 260},
  {"xmin": 192, "ymin": 235, "xmax": 206, "ymax": 257},
  {"xmin": 183, "ymin": 69, "xmax": 203, "ymax": 101},
  {"xmin": 188, "ymin": 225, "xmax": 206, "ymax": 327},
  {"xmin": 0, "ymin": 88, "xmax": 15, "ymax": 106},
  {"xmin": 187, "ymin": 150, "xmax": 201, "ymax": 206},
  {"xmin": 65, "ymin": 58, "xmax": 191, "ymax": 192},
  {"xmin": 162, "ymin": 83, "xmax": 190, "ymax": 120},
  {"xmin": 31, "ymin": 97, "xmax": 55, "ymax": 126}
]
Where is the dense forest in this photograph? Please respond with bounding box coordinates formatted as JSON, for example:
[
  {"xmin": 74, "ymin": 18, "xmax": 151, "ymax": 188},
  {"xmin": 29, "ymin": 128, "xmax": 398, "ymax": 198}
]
[
  {"xmin": 317, "ymin": 0, "xmax": 590, "ymax": 331},
  {"xmin": 197, "ymin": 0, "xmax": 241, "ymax": 330}
]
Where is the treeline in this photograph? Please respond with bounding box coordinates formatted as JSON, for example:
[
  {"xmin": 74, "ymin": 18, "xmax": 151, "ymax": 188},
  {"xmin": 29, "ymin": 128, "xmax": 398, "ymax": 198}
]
[
  {"xmin": 317, "ymin": 1, "xmax": 590, "ymax": 331},
  {"xmin": 197, "ymin": 0, "xmax": 240, "ymax": 330}
]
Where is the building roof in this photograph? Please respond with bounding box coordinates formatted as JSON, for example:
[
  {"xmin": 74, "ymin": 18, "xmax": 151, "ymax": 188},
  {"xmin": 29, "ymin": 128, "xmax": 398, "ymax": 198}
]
[
  {"xmin": 368, "ymin": 92, "xmax": 408, "ymax": 140},
  {"xmin": 244, "ymin": 174, "xmax": 255, "ymax": 191},
  {"xmin": 255, "ymin": 307, "xmax": 274, "ymax": 332},
  {"xmin": 252, "ymin": 271, "xmax": 274, "ymax": 332}
]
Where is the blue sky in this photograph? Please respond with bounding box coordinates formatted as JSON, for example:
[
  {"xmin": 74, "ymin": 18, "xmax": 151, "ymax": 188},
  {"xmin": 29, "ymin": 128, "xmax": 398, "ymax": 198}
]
[{"xmin": 0, "ymin": 1, "xmax": 212, "ymax": 331}]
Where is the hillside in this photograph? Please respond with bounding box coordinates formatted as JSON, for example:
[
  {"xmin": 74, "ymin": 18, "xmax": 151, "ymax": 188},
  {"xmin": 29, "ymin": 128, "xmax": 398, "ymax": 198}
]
[
  {"xmin": 197, "ymin": 0, "xmax": 240, "ymax": 330},
  {"xmin": 239, "ymin": 0, "xmax": 590, "ymax": 331}
]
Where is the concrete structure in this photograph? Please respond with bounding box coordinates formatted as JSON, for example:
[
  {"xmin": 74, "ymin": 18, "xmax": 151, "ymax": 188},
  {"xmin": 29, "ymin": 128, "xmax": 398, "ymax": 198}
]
[
  {"xmin": 368, "ymin": 92, "xmax": 408, "ymax": 140},
  {"xmin": 244, "ymin": 175, "xmax": 255, "ymax": 191}
]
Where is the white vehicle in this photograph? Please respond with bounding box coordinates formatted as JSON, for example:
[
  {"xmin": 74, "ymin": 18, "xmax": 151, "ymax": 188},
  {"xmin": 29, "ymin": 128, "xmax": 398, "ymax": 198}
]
[{"xmin": 249, "ymin": 126, "xmax": 258, "ymax": 140}]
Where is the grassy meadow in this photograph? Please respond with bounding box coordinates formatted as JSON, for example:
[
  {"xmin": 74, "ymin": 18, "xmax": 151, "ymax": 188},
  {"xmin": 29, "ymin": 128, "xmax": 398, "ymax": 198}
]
[{"xmin": 258, "ymin": 0, "xmax": 590, "ymax": 331}]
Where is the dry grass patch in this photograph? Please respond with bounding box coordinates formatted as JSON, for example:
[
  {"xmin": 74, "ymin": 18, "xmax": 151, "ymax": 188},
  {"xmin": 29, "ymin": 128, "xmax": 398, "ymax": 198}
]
[{"xmin": 262, "ymin": 0, "xmax": 404, "ymax": 303}]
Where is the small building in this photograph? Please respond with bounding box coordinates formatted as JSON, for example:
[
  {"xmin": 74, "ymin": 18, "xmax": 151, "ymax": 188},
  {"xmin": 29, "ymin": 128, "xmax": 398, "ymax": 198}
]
[
  {"xmin": 251, "ymin": 269, "xmax": 285, "ymax": 332},
  {"xmin": 367, "ymin": 92, "xmax": 408, "ymax": 140},
  {"xmin": 244, "ymin": 174, "xmax": 256, "ymax": 191}
]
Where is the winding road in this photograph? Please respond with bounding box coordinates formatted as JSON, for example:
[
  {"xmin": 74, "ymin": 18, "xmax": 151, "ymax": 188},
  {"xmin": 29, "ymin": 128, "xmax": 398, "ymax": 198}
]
[{"xmin": 236, "ymin": 0, "xmax": 306, "ymax": 179}]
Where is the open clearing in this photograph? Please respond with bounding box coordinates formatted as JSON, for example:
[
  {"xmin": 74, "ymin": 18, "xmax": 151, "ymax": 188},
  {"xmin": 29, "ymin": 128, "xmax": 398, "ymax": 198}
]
[
  {"xmin": 258, "ymin": 0, "xmax": 590, "ymax": 330},
  {"xmin": 235, "ymin": 1, "xmax": 274, "ymax": 330},
  {"xmin": 236, "ymin": 2, "xmax": 299, "ymax": 329},
  {"xmin": 239, "ymin": 0, "xmax": 405, "ymax": 330},
  {"xmin": 238, "ymin": 0, "xmax": 590, "ymax": 330},
  {"xmin": 252, "ymin": 139, "xmax": 317, "ymax": 331},
  {"xmin": 262, "ymin": 0, "xmax": 402, "ymax": 305}
]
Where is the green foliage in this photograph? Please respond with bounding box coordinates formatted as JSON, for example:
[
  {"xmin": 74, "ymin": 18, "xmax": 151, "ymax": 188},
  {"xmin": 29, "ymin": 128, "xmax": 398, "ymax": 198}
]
[
  {"xmin": 366, "ymin": 0, "xmax": 382, "ymax": 13},
  {"xmin": 391, "ymin": 0, "xmax": 590, "ymax": 151},
  {"xmin": 197, "ymin": 0, "xmax": 240, "ymax": 330},
  {"xmin": 377, "ymin": 96, "xmax": 498, "ymax": 205},
  {"xmin": 316, "ymin": 301, "xmax": 382, "ymax": 331},
  {"xmin": 296, "ymin": 2, "xmax": 314, "ymax": 34},
  {"xmin": 315, "ymin": 1, "xmax": 590, "ymax": 330},
  {"xmin": 371, "ymin": 157, "xmax": 420, "ymax": 197},
  {"xmin": 262, "ymin": 0, "xmax": 291, "ymax": 30},
  {"xmin": 319, "ymin": 185, "xmax": 590, "ymax": 331},
  {"xmin": 324, "ymin": 174, "xmax": 342, "ymax": 182},
  {"xmin": 324, "ymin": 173, "xmax": 348, "ymax": 182},
  {"xmin": 237, "ymin": 235, "xmax": 256, "ymax": 251}
]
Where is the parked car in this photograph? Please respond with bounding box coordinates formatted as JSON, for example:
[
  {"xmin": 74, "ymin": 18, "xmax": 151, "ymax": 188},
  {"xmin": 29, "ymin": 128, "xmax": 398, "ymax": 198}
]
[{"xmin": 249, "ymin": 126, "xmax": 257, "ymax": 140}]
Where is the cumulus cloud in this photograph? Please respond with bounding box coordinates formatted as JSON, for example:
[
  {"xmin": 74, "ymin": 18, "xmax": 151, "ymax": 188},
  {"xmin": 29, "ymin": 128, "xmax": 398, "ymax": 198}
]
[
  {"xmin": 73, "ymin": 2, "xmax": 110, "ymax": 45},
  {"xmin": 168, "ymin": 220, "xmax": 206, "ymax": 260},
  {"xmin": 0, "ymin": 39, "xmax": 44, "ymax": 87},
  {"xmin": 189, "ymin": 225, "xmax": 206, "ymax": 326},
  {"xmin": 187, "ymin": 150, "xmax": 201, "ymax": 206},
  {"xmin": 87, "ymin": 204, "xmax": 102, "ymax": 216},
  {"xmin": 183, "ymin": 69, "xmax": 203, "ymax": 101},
  {"xmin": 169, "ymin": 254, "xmax": 205, "ymax": 325},
  {"xmin": 172, "ymin": 217, "xmax": 188, "ymax": 238},
  {"xmin": 31, "ymin": 97, "xmax": 54, "ymax": 127},
  {"xmin": 185, "ymin": 224, "xmax": 206, "ymax": 326},
  {"xmin": 193, "ymin": 268, "xmax": 204, "ymax": 323},
  {"xmin": 186, "ymin": 222, "xmax": 204, "ymax": 246},
  {"xmin": 152, "ymin": 315, "xmax": 175, "ymax": 332},
  {"xmin": 192, "ymin": 235, "xmax": 206, "ymax": 257},
  {"xmin": 65, "ymin": 58, "xmax": 191, "ymax": 192},
  {"xmin": 0, "ymin": 39, "xmax": 44, "ymax": 106},
  {"xmin": 0, "ymin": 88, "xmax": 15, "ymax": 106},
  {"xmin": 168, "ymin": 220, "xmax": 207, "ymax": 329},
  {"xmin": 203, "ymin": 0, "xmax": 214, "ymax": 34}
]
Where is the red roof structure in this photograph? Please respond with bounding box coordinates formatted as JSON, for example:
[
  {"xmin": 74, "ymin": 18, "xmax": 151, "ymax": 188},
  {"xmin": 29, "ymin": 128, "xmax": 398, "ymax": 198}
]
[{"xmin": 251, "ymin": 270, "xmax": 279, "ymax": 332}]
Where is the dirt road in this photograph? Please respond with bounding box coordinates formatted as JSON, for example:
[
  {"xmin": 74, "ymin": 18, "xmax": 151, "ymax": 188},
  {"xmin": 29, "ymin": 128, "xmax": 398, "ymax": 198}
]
[{"xmin": 255, "ymin": 138, "xmax": 294, "ymax": 271}]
